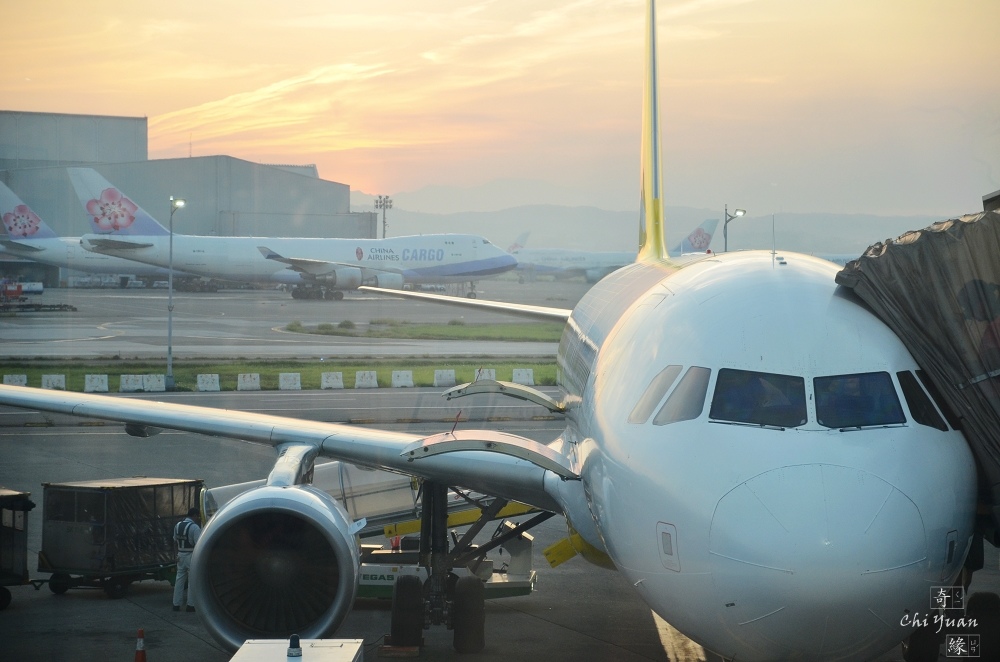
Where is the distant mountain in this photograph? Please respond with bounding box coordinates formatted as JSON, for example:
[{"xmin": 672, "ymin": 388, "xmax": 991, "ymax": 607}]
[{"xmin": 352, "ymin": 189, "xmax": 944, "ymax": 256}]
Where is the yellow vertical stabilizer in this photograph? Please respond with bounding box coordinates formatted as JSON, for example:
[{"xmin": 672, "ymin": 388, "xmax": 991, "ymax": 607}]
[{"xmin": 636, "ymin": 0, "xmax": 668, "ymax": 264}]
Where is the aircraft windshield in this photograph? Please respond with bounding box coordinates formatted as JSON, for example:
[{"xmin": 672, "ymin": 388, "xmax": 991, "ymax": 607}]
[
  {"xmin": 652, "ymin": 367, "xmax": 710, "ymax": 426},
  {"xmin": 814, "ymin": 371, "xmax": 905, "ymax": 429},
  {"xmin": 710, "ymin": 369, "xmax": 807, "ymax": 428}
]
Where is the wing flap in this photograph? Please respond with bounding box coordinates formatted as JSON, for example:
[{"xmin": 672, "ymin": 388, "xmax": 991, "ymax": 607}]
[
  {"xmin": 84, "ymin": 237, "xmax": 155, "ymax": 250},
  {"xmin": 402, "ymin": 430, "xmax": 579, "ymax": 480}
]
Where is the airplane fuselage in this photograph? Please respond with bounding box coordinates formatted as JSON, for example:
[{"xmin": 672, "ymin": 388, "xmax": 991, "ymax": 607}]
[
  {"xmin": 550, "ymin": 250, "xmax": 977, "ymax": 660},
  {"xmin": 1, "ymin": 237, "xmax": 182, "ymax": 277},
  {"xmin": 80, "ymin": 233, "xmax": 515, "ymax": 286}
]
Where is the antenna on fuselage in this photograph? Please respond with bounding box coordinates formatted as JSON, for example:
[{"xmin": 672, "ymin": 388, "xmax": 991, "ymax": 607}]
[{"xmin": 636, "ymin": 0, "xmax": 668, "ymax": 264}]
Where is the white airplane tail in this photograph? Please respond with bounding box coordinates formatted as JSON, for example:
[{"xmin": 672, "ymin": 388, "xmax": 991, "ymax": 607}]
[
  {"xmin": 0, "ymin": 181, "xmax": 59, "ymax": 240},
  {"xmin": 67, "ymin": 168, "xmax": 170, "ymax": 237},
  {"xmin": 669, "ymin": 218, "xmax": 719, "ymax": 255},
  {"xmin": 508, "ymin": 232, "xmax": 530, "ymax": 253}
]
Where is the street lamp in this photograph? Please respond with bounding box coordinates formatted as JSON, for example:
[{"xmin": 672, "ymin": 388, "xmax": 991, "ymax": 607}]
[
  {"xmin": 723, "ymin": 204, "xmax": 746, "ymax": 252},
  {"xmin": 166, "ymin": 195, "xmax": 185, "ymax": 390},
  {"xmin": 375, "ymin": 195, "xmax": 392, "ymax": 239}
]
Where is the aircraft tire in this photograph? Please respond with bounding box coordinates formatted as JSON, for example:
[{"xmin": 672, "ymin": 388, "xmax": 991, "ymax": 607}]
[
  {"xmin": 333, "ymin": 291, "xmax": 344, "ymax": 300},
  {"xmin": 102, "ymin": 575, "xmax": 131, "ymax": 599},
  {"xmin": 0, "ymin": 586, "xmax": 10, "ymax": 610},
  {"xmin": 465, "ymin": 292, "xmax": 477, "ymax": 299},
  {"xmin": 48, "ymin": 573, "xmax": 71, "ymax": 595},
  {"xmin": 390, "ymin": 574, "xmax": 423, "ymax": 647},
  {"xmin": 452, "ymin": 576, "xmax": 485, "ymax": 653},
  {"xmin": 966, "ymin": 591, "xmax": 1000, "ymax": 656}
]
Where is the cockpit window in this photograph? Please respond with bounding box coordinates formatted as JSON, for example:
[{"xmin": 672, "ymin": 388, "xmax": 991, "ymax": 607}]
[
  {"xmin": 814, "ymin": 372, "xmax": 905, "ymax": 429},
  {"xmin": 916, "ymin": 369, "xmax": 961, "ymax": 430},
  {"xmin": 897, "ymin": 371, "xmax": 948, "ymax": 431},
  {"xmin": 710, "ymin": 369, "xmax": 807, "ymax": 428},
  {"xmin": 652, "ymin": 366, "xmax": 711, "ymax": 426},
  {"xmin": 628, "ymin": 365, "xmax": 683, "ymax": 424}
]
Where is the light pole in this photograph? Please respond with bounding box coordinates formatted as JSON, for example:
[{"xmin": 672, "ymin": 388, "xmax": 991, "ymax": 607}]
[
  {"xmin": 166, "ymin": 195, "xmax": 185, "ymax": 390},
  {"xmin": 723, "ymin": 204, "xmax": 746, "ymax": 252},
  {"xmin": 375, "ymin": 195, "xmax": 392, "ymax": 239}
]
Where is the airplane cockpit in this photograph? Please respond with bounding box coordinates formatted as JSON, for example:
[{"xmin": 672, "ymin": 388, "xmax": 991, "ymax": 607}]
[{"xmin": 624, "ymin": 364, "xmax": 956, "ymax": 433}]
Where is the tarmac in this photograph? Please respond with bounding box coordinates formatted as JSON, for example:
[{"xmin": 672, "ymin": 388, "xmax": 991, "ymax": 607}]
[{"xmin": 1, "ymin": 280, "xmax": 998, "ymax": 661}]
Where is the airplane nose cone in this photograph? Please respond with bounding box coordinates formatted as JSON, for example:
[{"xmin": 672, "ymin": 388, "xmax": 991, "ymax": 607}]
[{"xmin": 709, "ymin": 464, "xmax": 925, "ymax": 659}]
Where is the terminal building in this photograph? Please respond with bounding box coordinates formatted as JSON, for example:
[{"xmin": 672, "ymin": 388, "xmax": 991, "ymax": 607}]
[{"xmin": 0, "ymin": 110, "xmax": 377, "ymax": 286}]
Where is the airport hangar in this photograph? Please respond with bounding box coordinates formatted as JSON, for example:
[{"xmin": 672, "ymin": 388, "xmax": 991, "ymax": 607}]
[{"xmin": 0, "ymin": 109, "xmax": 377, "ymax": 287}]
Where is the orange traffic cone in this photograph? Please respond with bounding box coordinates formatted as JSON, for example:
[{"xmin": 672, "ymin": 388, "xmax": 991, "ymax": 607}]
[{"xmin": 134, "ymin": 628, "xmax": 147, "ymax": 662}]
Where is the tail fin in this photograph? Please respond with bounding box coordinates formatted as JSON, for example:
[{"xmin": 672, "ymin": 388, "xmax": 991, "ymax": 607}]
[
  {"xmin": 508, "ymin": 232, "xmax": 530, "ymax": 253},
  {"xmin": 67, "ymin": 168, "xmax": 170, "ymax": 237},
  {"xmin": 669, "ymin": 218, "xmax": 719, "ymax": 256},
  {"xmin": 636, "ymin": 0, "xmax": 667, "ymax": 263},
  {"xmin": 0, "ymin": 181, "xmax": 59, "ymax": 240}
]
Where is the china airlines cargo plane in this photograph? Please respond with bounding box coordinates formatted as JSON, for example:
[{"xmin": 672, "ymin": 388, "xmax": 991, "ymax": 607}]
[
  {"xmin": 0, "ymin": 2, "xmax": 983, "ymax": 660},
  {"xmin": 69, "ymin": 167, "xmax": 515, "ymax": 300}
]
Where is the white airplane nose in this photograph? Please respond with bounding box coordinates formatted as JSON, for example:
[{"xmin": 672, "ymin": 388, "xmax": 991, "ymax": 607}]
[{"xmin": 709, "ymin": 463, "xmax": 926, "ymax": 659}]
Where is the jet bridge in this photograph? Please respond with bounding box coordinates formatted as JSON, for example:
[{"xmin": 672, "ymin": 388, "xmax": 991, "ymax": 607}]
[{"xmin": 836, "ymin": 210, "xmax": 1000, "ymax": 541}]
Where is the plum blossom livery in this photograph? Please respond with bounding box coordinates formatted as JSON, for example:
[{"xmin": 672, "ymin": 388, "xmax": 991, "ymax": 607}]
[
  {"xmin": 87, "ymin": 187, "xmax": 138, "ymax": 232},
  {"xmin": 2, "ymin": 204, "xmax": 42, "ymax": 237}
]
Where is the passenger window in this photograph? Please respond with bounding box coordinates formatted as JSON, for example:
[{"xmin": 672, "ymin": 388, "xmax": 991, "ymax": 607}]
[
  {"xmin": 628, "ymin": 365, "xmax": 683, "ymax": 424},
  {"xmin": 814, "ymin": 372, "xmax": 905, "ymax": 429},
  {"xmin": 897, "ymin": 371, "xmax": 948, "ymax": 431},
  {"xmin": 652, "ymin": 367, "xmax": 711, "ymax": 425},
  {"xmin": 709, "ymin": 369, "xmax": 807, "ymax": 428}
]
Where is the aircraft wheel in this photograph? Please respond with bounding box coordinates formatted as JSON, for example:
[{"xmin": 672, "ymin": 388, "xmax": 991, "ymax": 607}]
[
  {"xmin": 900, "ymin": 624, "xmax": 940, "ymax": 662},
  {"xmin": 390, "ymin": 575, "xmax": 424, "ymax": 647},
  {"xmin": 452, "ymin": 576, "xmax": 485, "ymax": 653},
  {"xmin": 102, "ymin": 576, "xmax": 131, "ymax": 599},
  {"xmin": 0, "ymin": 586, "xmax": 11, "ymax": 610},
  {"xmin": 291, "ymin": 288, "xmax": 303, "ymax": 299},
  {"xmin": 465, "ymin": 292, "xmax": 477, "ymax": 299},
  {"xmin": 966, "ymin": 591, "xmax": 1000, "ymax": 655},
  {"xmin": 333, "ymin": 290, "xmax": 344, "ymax": 301},
  {"xmin": 48, "ymin": 573, "xmax": 71, "ymax": 595}
]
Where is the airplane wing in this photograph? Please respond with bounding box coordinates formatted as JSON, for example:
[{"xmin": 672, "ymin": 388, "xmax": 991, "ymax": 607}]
[
  {"xmin": 0, "ymin": 384, "xmax": 567, "ymax": 512},
  {"xmin": 359, "ymin": 286, "xmax": 573, "ymax": 322},
  {"xmin": 258, "ymin": 246, "xmax": 406, "ymax": 278},
  {"xmin": 0, "ymin": 239, "xmax": 44, "ymax": 253},
  {"xmin": 83, "ymin": 236, "xmax": 155, "ymax": 250}
]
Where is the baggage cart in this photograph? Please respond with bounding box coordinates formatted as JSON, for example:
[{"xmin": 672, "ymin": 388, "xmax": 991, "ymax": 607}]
[
  {"xmin": 0, "ymin": 488, "xmax": 35, "ymax": 610},
  {"xmin": 36, "ymin": 477, "xmax": 202, "ymax": 598}
]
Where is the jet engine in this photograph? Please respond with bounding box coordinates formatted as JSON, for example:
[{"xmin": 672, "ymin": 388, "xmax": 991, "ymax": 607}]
[
  {"xmin": 316, "ymin": 267, "xmax": 363, "ymax": 289},
  {"xmin": 190, "ymin": 485, "xmax": 361, "ymax": 651},
  {"xmin": 372, "ymin": 273, "xmax": 404, "ymax": 289}
]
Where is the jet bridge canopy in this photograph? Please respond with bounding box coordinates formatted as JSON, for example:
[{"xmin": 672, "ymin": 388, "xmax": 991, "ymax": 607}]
[{"xmin": 836, "ymin": 211, "xmax": 1000, "ymax": 537}]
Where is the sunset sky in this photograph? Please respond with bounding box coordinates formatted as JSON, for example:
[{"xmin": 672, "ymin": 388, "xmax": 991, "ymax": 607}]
[{"xmin": 4, "ymin": 1, "xmax": 998, "ymax": 216}]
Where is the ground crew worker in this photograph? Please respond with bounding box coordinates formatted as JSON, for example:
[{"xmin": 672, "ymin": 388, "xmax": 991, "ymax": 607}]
[{"xmin": 173, "ymin": 507, "xmax": 201, "ymax": 612}]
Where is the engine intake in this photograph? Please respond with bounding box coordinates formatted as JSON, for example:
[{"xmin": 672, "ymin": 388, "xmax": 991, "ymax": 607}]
[{"xmin": 191, "ymin": 485, "xmax": 360, "ymax": 651}]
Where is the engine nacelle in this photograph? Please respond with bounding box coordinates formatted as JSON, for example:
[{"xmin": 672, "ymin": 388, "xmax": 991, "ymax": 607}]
[
  {"xmin": 191, "ymin": 485, "xmax": 361, "ymax": 651},
  {"xmin": 372, "ymin": 273, "xmax": 405, "ymax": 289},
  {"xmin": 316, "ymin": 267, "xmax": 362, "ymax": 289}
]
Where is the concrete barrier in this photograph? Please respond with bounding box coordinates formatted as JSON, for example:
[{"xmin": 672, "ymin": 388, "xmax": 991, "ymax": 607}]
[
  {"xmin": 433, "ymin": 370, "xmax": 456, "ymax": 387},
  {"xmin": 391, "ymin": 370, "xmax": 414, "ymax": 388},
  {"xmin": 354, "ymin": 371, "xmax": 378, "ymax": 389},
  {"xmin": 41, "ymin": 375, "xmax": 66, "ymax": 390},
  {"xmin": 142, "ymin": 375, "xmax": 166, "ymax": 392},
  {"xmin": 237, "ymin": 373, "xmax": 261, "ymax": 391},
  {"xmin": 120, "ymin": 375, "xmax": 144, "ymax": 393},
  {"xmin": 197, "ymin": 374, "xmax": 221, "ymax": 392},
  {"xmin": 3, "ymin": 375, "xmax": 27, "ymax": 386},
  {"xmin": 321, "ymin": 372, "xmax": 344, "ymax": 389},
  {"xmin": 512, "ymin": 369, "xmax": 535, "ymax": 386},
  {"xmin": 473, "ymin": 368, "xmax": 496, "ymax": 382},
  {"xmin": 279, "ymin": 373, "xmax": 302, "ymax": 390},
  {"xmin": 84, "ymin": 375, "xmax": 109, "ymax": 393}
]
